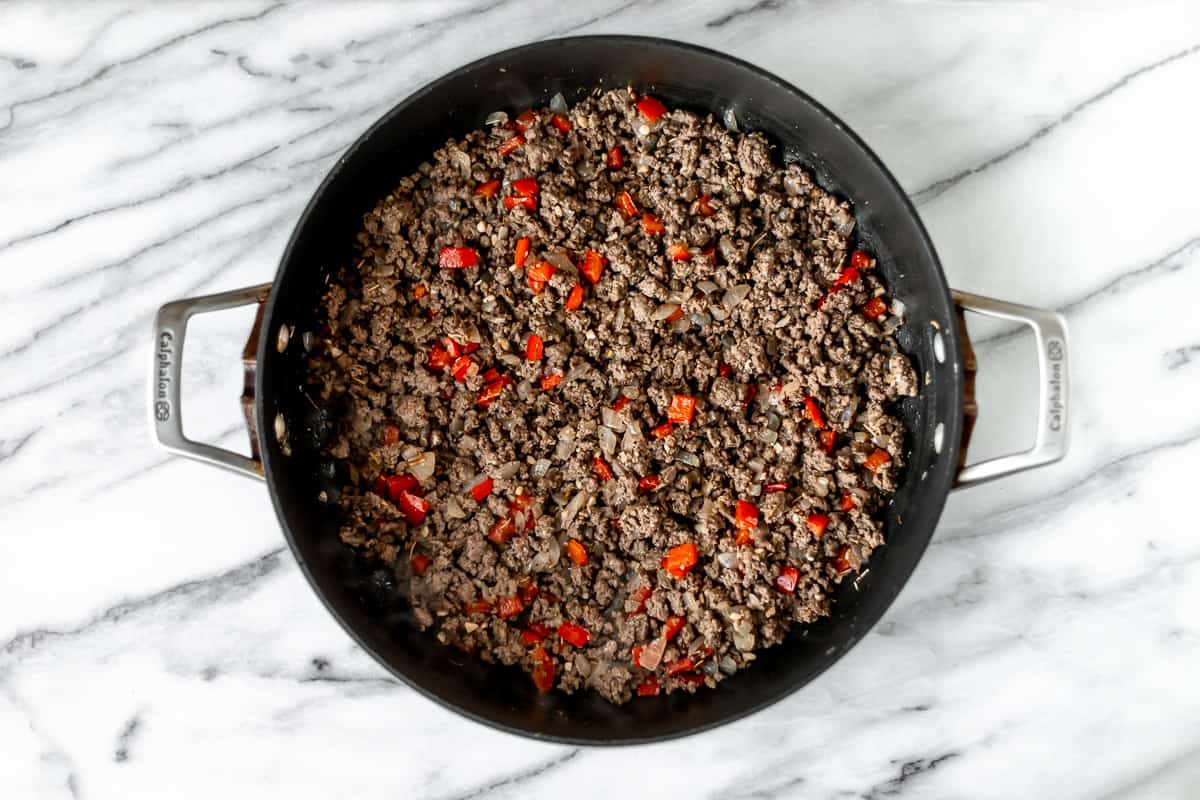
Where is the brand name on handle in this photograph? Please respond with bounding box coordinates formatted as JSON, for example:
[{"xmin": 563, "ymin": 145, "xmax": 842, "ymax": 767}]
[
  {"xmin": 1046, "ymin": 338, "xmax": 1065, "ymax": 432},
  {"xmin": 155, "ymin": 331, "xmax": 174, "ymax": 422}
]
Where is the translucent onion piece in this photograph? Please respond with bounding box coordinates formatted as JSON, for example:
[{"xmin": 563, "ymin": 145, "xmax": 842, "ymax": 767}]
[
  {"xmin": 723, "ymin": 107, "xmax": 740, "ymax": 132},
  {"xmin": 485, "ymin": 110, "xmax": 509, "ymax": 126},
  {"xmin": 408, "ymin": 451, "xmax": 436, "ymax": 481},
  {"xmin": 549, "ymin": 92, "xmax": 568, "ymax": 114}
]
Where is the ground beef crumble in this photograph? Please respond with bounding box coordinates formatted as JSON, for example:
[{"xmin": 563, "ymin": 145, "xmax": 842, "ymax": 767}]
[{"xmin": 306, "ymin": 89, "xmax": 917, "ymax": 703}]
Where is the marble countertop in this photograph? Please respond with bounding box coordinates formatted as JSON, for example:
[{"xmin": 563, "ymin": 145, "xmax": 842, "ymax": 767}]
[{"xmin": 2, "ymin": 2, "xmax": 1198, "ymax": 797}]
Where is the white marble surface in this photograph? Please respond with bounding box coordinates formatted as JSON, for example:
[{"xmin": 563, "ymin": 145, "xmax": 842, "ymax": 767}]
[{"xmin": 1, "ymin": 1, "xmax": 1198, "ymax": 797}]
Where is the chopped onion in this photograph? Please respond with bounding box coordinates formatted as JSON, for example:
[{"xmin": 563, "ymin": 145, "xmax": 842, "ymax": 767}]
[
  {"xmin": 716, "ymin": 551, "xmax": 737, "ymax": 569},
  {"xmin": 813, "ymin": 475, "xmax": 831, "ymax": 497},
  {"xmin": 495, "ymin": 461, "xmax": 521, "ymax": 480},
  {"xmin": 485, "ymin": 110, "xmax": 509, "ymax": 126},
  {"xmin": 621, "ymin": 428, "xmax": 642, "ymax": 452},
  {"xmin": 718, "ymin": 655, "xmax": 738, "ymax": 675},
  {"xmin": 444, "ymin": 496, "xmax": 465, "ymax": 519},
  {"xmin": 722, "ymin": 284, "xmax": 751, "ymax": 310},
  {"xmin": 574, "ymin": 654, "xmax": 591, "ymax": 678},
  {"xmin": 747, "ymin": 458, "xmax": 765, "ymax": 477},
  {"xmin": 717, "ymin": 236, "xmax": 740, "ymax": 264},
  {"xmin": 873, "ymin": 435, "xmax": 891, "ymax": 448},
  {"xmin": 710, "ymin": 304, "xmax": 730, "ymax": 322},
  {"xmin": 840, "ymin": 396, "xmax": 860, "ymax": 428},
  {"xmin": 651, "ymin": 303, "xmax": 681, "ymax": 321},
  {"xmin": 676, "ymin": 450, "xmax": 701, "ymax": 468},
  {"xmin": 683, "ymin": 591, "xmax": 700, "ymax": 613},
  {"xmin": 598, "ymin": 426, "xmax": 618, "ymax": 457},
  {"xmin": 532, "ymin": 458, "xmax": 551, "ymax": 478},
  {"xmin": 516, "ymin": 379, "xmax": 533, "ymax": 402},
  {"xmin": 690, "ymin": 312, "xmax": 712, "ymax": 329},
  {"xmin": 448, "ymin": 148, "xmax": 471, "ymax": 180},
  {"xmin": 544, "ymin": 249, "xmax": 576, "ymax": 274},
  {"xmin": 774, "ymin": 315, "xmax": 791, "ymax": 329},
  {"xmin": 701, "ymin": 659, "xmax": 719, "ymax": 676},
  {"xmin": 670, "ymin": 317, "xmax": 690, "ymax": 334},
  {"xmin": 600, "ymin": 406, "xmax": 624, "ymax": 431},
  {"xmin": 555, "ymin": 429, "xmax": 576, "ymax": 461},
  {"xmin": 408, "ymin": 451, "xmax": 436, "ymax": 481},
  {"xmin": 766, "ymin": 411, "xmax": 782, "ymax": 431},
  {"xmin": 723, "ymin": 107, "xmax": 740, "ymax": 132},
  {"xmin": 891, "ymin": 298, "xmax": 906, "ymax": 318},
  {"xmin": 549, "ymin": 92, "xmax": 568, "ymax": 114},
  {"xmin": 498, "ymin": 353, "xmax": 522, "ymax": 368},
  {"xmin": 639, "ymin": 636, "xmax": 666, "ymax": 670},
  {"xmin": 757, "ymin": 428, "xmax": 778, "ymax": 445},
  {"xmin": 560, "ymin": 490, "xmax": 592, "ymax": 528},
  {"xmin": 883, "ymin": 316, "xmax": 903, "ymax": 334},
  {"xmin": 697, "ymin": 280, "xmax": 720, "ymax": 296},
  {"xmin": 529, "ymin": 537, "xmax": 561, "ymax": 572},
  {"xmin": 302, "ymin": 331, "xmax": 315, "ymax": 352}
]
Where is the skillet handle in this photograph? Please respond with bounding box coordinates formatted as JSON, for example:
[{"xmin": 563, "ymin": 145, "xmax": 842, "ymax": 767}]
[
  {"xmin": 149, "ymin": 283, "xmax": 272, "ymax": 481},
  {"xmin": 951, "ymin": 290, "xmax": 1069, "ymax": 488}
]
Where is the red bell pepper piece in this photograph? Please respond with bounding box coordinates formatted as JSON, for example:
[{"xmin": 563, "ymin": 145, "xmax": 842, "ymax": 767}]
[
  {"xmin": 833, "ymin": 545, "xmax": 854, "ymax": 574},
  {"xmin": 665, "ymin": 657, "xmax": 695, "ymax": 677},
  {"xmin": 841, "ymin": 493, "xmax": 856, "ymax": 512},
  {"xmin": 481, "ymin": 367, "xmax": 501, "ymax": 384},
  {"xmin": 522, "ymin": 622, "xmax": 551, "ymax": 645},
  {"xmin": 774, "ymin": 564, "xmax": 800, "ymax": 594},
  {"xmin": 470, "ymin": 477, "xmax": 494, "ymax": 503},
  {"xmin": 667, "ymin": 242, "xmax": 692, "ymax": 261},
  {"xmin": 675, "ymin": 672, "xmax": 706, "ymax": 686},
  {"xmin": 611, "ymin": 395, "xmax": 631, "ymax": 412},
  {"xmin": 450, "ymin": 355, "xmax": 473, "ymax": 382},
  {"xmin": 806, "ymin": 513, "xmax": 829, "ymax": 539},
  {"xmin": 667, "ymin": 394, "xmax": 696, "ymax": 424},
  {"xmin": 514, "ymin": 109, "xmax": 537, "ymax": 130},
  {"xmin": 717, "ymin": 362, "xmax": 734, "ymax": 378},
  {"xmin": 665, "ymin": 306, "xmax": 684, "ymax": 323},
  {"xmin": 527, "ymin": 260, "xmax": 555, "ymax": 294},
  {"xmin": 539, "ymin": 373, "xmax": 562, "ymax": 391},
  {"xmin": 463, "ymin": 599, "xmax": 492, "ymax": 614},
  {"xmin": 410, "ymin": 553, "xmax": 431, "ymax": 576},
  {"xmin": 486, "ymin": 515, "xmax": 517, "ymax": 545},
  {"xmin": 497, "ymin": 594, "xmax": 524, "ymax": 619},
  {"xmin": 514, "ymin": 236, "xmax": 530, "ymax": 268},
  {"xmin": 636, "ymin": 676, "xmax": 661, "ymax": 696},
  {"xmin": 498, "ymin": 133, "xmax": 525, "ymax": 156},
  {"xmin": 863, "ymin": 297, "xmax": 889, "ymax": 320},
  {"xmin": 615, "ymin": 191, "xmax": 638, "ymax": 218},
  {"xmin": 558, "ymin": 622, "xmax": 591, "ymax": 648},
  {"xmin": 530, "ymin": 646, "xmax": 555, "ymax": 692},
  {"xmin": 735, "ymin": 500, "xmax": 759, "ymax": 537},
  {"xmin": 564, "ymin": 283, "xmax": 584, "ymax": 310},
  {"xmin": 627, "ymin": 585, "xmax": 652, "ymax": 616},
  {"xmin": 384, "ymin": 424, "xmax": 400, "ymax": 445},
  {"xmin": 511, "ymin": 177, "xmax": 539, "ymax": 198},
  {"xmin": 439, "ymin": 246, "xmax": 478, "ymax": 269},
  {"xmin": 475, "ymin": 179, "xmax": 501, "ymax": 199},
  {"xmin": 763, "ymin": 481, "xmax": 789, "ymax": 493},
  {"xmin": 517, "ymin": 580, "xmax": 539, "ymax": 604},
  {"xmin": 606, "ymin": 146, "xmax": 624, "ymax": 170},
  {"xmin": 383, "ymin": 474, "xmax": 421, "ymax": 502},
  {"xmin": 697, "ymin": 194, "xmax": 716, "ymax": 217},
  {"xmin": 551, "ymin": 113, "xmax": 571, "ymax": 133},
  {"xmin": 864, "ymin": 448, "xmax": 892, "ymax": 472},
  {"xmin": 412, "ymin": 284, "xmax": 427, "ymax": 299},
  {"xmin": 427, "ymin": 342, "xmax": 452, "ymax": 370},
  {"xmin": 592, "ymin": 456, "xmax": 614, "ymax": 482},
  {"xmin": 579, "ymin": 249, "xmax": 606, "ymax": 284},
  {"xmin": 397, "ymin": 490, "xmax": 429, "ymax": 526},
  {"xmin": 742, "ymin": 383, "xmax": 757, "ymax": 409},
  {"xmin": 819, "ymin": 430, "xmax": 837, "ymax": 453},
  {"xmin": 565, "ymin": 538, "xmax": 588, "ymax": 567},
  {"xmin": 661, "ymin": 542, "xmax": 698, "ymax": 579},
  {"xmin": 850, "ymin": 250, "xmax": 872, "ymax": 270},
  {"xmin": 641, "ymin": 213, "xmax": 665, "ymax": 235},
  {"xmin": 475, "ymin": 376, "xmax": 512, "ymax": 408},
  {"xmin": 803, "ymin": 396, "xmax": 826, "ymax": 429},
  {"xmin": 663, "ymin": 615, "xmax": 685, "ymax": 642},
  {"xmin": 504, "ymin": 195, "xmax": 536, "ymax": 212},
  {"xmin": 525, "ymin": 333, "xmax": 544, "ymax": 362},
  {"xmin": 636, "ymin": 95, "xmax": 667, "ymax": 122},
  {"xmin": 638, "ymin": 474, "xmax": 661, "ymax": 493},
  {"xmin": 651, "ymin": 422, "xmax": 674, "ymax": 439},
  {"xmin": 833, "ymin": 266, "xmax": 860, "ymax": 288}
]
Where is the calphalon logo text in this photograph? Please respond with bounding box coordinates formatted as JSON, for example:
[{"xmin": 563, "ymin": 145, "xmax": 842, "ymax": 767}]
[
  {"xmin": 155, "ymin": 331, "xmax": 174, "ymax": 422},
  {"xmin": 1046, "ymin": 337, "xmax": 1065, "ymax": 432}
]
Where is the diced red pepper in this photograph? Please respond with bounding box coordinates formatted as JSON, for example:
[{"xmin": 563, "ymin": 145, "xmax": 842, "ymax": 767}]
[
  {"xmin": 498, "ymin": 133, "xmax": 525, "ymax": 156},
  {"xmin": 481, "ymin": 367, "xmax": 501, "ymax": 384},
  {"xmin": 439, "ymin": 246, "xmax": 478, "ymax": 269},
  {"xmin": 611, "ymin": 395, "xmax": 631, "ymax": 412},
  {"xmin": 592, "ymin": 456, "xmax": 614, "ymax": 482},
  {"xmin": 517, "ymin": 580, "xmax": 539, "ymax": 604},
  {"xmin": 651, "ymin": 422, "xmax": 674, "ymax": 439},
  {"xmin": 464, "ymin": 599, "xmax": 492, "ymax": 614},
  {"xmin": 850, "ymin": 250, "xmax": 872, "ymax": 270},
  {"xmin": 631, "ymin": 645, "xmax": 644, "ymax": 668},
  {"xmin": 565, "ymin": 538, "xmax": 588, "ymax": 567},
  {"xmin": 508, "ymin": 493, "xmax": 533, "ymax": 513},
  {"xmin": 841, "ymin": 493, "xmax": 856, "ymax": 512},
  {"xmin": 504, "ymin": 194, "xmax": 537, "ymax": 212},
  {"xmin": 579, "ymin": 249, "xmax": 606, "ymax": 284},
  {"xmin": 636, "ymin": 95, "xmax": 668, "ymax": 122},
  {"xmin": 530, "ymin": 646, "xmax": 555, "ymax": 692},
  {"xmin": 384, "ymin": 424, "xmax": 400, "ymax": 445},
  {"xmin": 819, "ymin": 430, "xmax": 837, "ymax": 453},
  {"xmin": 863, "ymin": 297, "xmax": 889, "ymax": 321},
  {"xmin": 717, "ymin": 363, "xmax": 734, "ymax": 378},
  {"xmin": 803, "ymin": 396, "xmax": 826, "ymax": 429},
  {"xmin": 486, "ymin": 515, "xmax": 517, "ymax": 545},
  {"xmin": 663, "ymin": 615, "xmax": 685, "ymax": 642},
  {"xmin": 514, "ymin": 236, "xmax": 530, "ymax": 268},
  {"xmin": 521, "ymin": 623, "xmax": 551, "ymax": 645},
  {"xmin": 476, "ymin": 376, "xmax": 512, "ymax": 408},
  {"xmin": 564, "ymin": 283, "xmax": 584, "ymax": 310},
  {"xmin": 606, "ymin": 146, "xmax": 624, "ymax": 170},
  {"xmin": 636, "ymin": 676, "xmax": 661, "ymax": 696},
  {"xmin": 450, "ymin": 355, "xmax": 474, "ymax": 382},
  {"xmin": 397, "ymin": 490, "xmax": 429, "ymax": 526},
  {"xmin": 550, "ymin": 113, "xmax": 572, "ymax": 133},
  {"xmin": 638, "ymin": 474, "xmax": 661, "ymax": 493},
  {"xmin": 475, "ymin": 179, "xmax": 501, "ymax": 199},
  {"xmin": 735, "ymin": 528, "xmax": 753, "ymax": 547},
  {"xmin": 774, "ymin": 564, "xmax": 801, "ymax": 594},
  {"xmin": 697, "ymin": 194, "xmax": 716, "ymax": 217},
  {"xmin": 742, "ymin": 383, "xmax": 757, "ymax": 409},
  {"xmin": 864, "ymin": 448, "xmax": 892, "ymax": 472},
  {"xmin": 735, "ymin": 499, "xmax": 759, "ymax": 539},
  {"xmin": 665, "ymin": 306, "xmax": 684, "ymax": 323},
  {"xmin": 615, "ymin": 191, "xmax": 638, "ymax": 219},
  {"xmin": 497, "ymin": 594, "xmax": 524, "ymax": 619},
  {"xmin": 763, "ymin": 481, "xmax": 789, "ymax": 493},
  {"xmin": 527, "ymin": 260, "xmax": 555, "ymax": 294},
  {"xmin": 514, "ymin": 109, "xmax": 537, "ymax": 130},
  {"xmin": 661, "ymin": 542, "xmax": 699, "ymax": 579},
  {"xmin": 470, "ymin": 477, "xmax": 494, "ymax": 503},
  {"xmin": 665, "ymin": 657, "xmax": 695, "ymax": 677},
  {"xmin": 667, "ymin": 394, "xmax": 696, "ymax": 424},
  {"xmin": 410, "ymin": 553, "xmax": 431, "ymax": 576},
  {"xmin": 525, "ymin": 333, "xmax": 544, "ymax": 362},
  {"xmin": 833, "ymin": 266, "xmax": 861, "ymax": 289},
  {"xmin": 627, "ymin": 585, "xmax": 652, "ymax": 616},
  {"xmin": 806, "ymin": 513, "xmax": 829, "ymax": 539},
  {"xmin": 412, "ymin": 284, "xmax": 428, "ymax": 299},
  {"xmin": 558, "ymin": 622, "xmax": 591, "ymax": 648},
  {"xmin": 641, "ymin": 213, "xmax": 665, "ymax": 235},
  {"xmin": 667, "ymin": 242, "xmax": 692, "ymax": 261},
  {"xmin": 540, "ymin": 373, "xmax": 562, "ymax": 391},
  {"xmin": 834, "ymin": 545, "xmax": 854, "ymax": 574},
  {"xmin": 427, "ymin": 342, "xmax": 452, "ymax": 370},
  {"xmin": 444, "ymin": 337, "xmax": 463, "ymax": 358},
  {"xmin": 512, "ymin": 177, "xmax": 539, "ymax": 198},
  {"xmin": 384, "ymin": 474, "xmax": 421, "ymax": 502},
  {"xmin": 675, "ymin": 672, "xmax": 706, "ymax": 686}
]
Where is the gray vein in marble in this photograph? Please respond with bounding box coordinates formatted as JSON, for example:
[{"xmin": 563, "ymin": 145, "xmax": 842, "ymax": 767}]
[
  {"xmin": 707, "ymin": 0, "xmax": 785, "ymax": 29},
  {"xmin": 912, "ymin": 39, "xmax": 1200, "ymax": 205},
  {"xmin": 1165, "ymin": 344, "xmax": 1200, "ymax": 370},
  {"xmin": 0, "ymin": 427, "xmax": 37, "ymax": 463},
  {"xmin": 0, "ymin": 53, "xmax": 37, "ymax": 70},
  {"xmin": 549, "ymin": 0, "xmax": 642, "ymax": 37},
  {"xmin": 0, "ymin": 4, "xmax": 287, "ymax": 135},
  {"xmin": 0, "ymin": 683, "xmax": 80, "ymax": 798},
  {"xmin": 113, "ymin": 714, "xmax": 141, "ymax": 763},
  {"xmin": 0, "ymin": 547, "xmax": 285, "ymax": 664},
  {"xmin": 438, "ymin": 749, "xmax": 581, "ymax": 800},
  {"xmin": 862, "ymin": 753, "xmax": 960, "ymax": 800}
]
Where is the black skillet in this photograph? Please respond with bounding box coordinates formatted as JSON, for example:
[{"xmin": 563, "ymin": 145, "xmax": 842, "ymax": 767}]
[{"xmin": 150, "ymin": 36, "xmax": 1070, "ymax": 744}]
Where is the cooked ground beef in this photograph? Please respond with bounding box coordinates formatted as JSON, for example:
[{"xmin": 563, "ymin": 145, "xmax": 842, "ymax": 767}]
[{"xmin": 306, "ymin": 89, "xmax": 917, "ymax": 703}]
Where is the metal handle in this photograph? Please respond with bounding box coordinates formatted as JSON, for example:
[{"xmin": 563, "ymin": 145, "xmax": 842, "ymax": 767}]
[
  {"xmin": 150, "ymin": 283, "xmax": 272, "ymax": 480},
  {"xmin": 952, "ymin": 290, "xmax": 1069, "ymax": 488}
]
